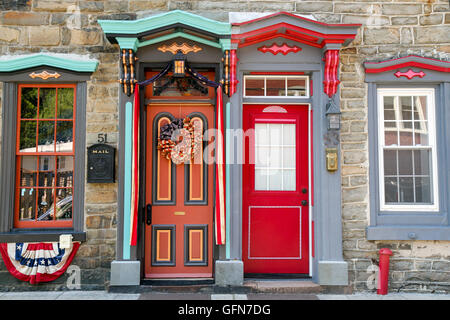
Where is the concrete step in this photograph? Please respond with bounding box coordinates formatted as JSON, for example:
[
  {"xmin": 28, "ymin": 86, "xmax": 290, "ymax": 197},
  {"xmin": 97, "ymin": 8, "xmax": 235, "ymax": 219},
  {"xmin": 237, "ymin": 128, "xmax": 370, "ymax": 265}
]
[{"xmin": 243, "ymin": 280, "xmax": 322, "ymax": 294}]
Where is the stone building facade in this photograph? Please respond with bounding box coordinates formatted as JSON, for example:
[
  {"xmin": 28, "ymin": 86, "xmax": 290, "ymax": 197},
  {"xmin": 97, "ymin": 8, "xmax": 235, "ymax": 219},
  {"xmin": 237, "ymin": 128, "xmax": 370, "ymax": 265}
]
[{"xmin": 0, "ymin": 0, "xmax": 449, "ymax": 293}]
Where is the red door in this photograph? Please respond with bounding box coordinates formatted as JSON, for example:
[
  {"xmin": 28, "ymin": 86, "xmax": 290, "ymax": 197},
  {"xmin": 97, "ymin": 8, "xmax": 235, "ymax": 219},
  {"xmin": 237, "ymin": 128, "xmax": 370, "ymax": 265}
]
[{"xmin": 243, "ymin": 104, "xmax": 310, "ymax": 274}]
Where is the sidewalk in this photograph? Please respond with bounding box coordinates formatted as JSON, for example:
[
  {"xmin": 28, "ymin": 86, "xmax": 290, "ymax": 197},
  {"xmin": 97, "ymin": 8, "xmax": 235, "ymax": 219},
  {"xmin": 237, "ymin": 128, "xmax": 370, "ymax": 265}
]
[{"xmin": 0, "ymin": 290, "xmax": 449, "ymax": 300}]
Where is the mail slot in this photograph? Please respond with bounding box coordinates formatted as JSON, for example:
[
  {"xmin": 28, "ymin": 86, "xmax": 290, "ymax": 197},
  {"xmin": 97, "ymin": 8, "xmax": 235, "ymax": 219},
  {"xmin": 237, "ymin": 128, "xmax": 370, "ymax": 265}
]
[{"xmin": 87, "ymin": 144, "xmax": 116, "ymax": 183}]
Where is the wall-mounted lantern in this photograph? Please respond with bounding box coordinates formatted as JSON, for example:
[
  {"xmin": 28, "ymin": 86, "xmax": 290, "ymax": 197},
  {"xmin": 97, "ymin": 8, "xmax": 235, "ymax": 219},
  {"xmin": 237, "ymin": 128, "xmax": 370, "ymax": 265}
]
[
  {"xmin": 172, "ymin": 50, "xmax": 186, "ymax": 77},
  {"xmin": 325, "ymin": 98, "xmax": 341, "ymax": 130}
]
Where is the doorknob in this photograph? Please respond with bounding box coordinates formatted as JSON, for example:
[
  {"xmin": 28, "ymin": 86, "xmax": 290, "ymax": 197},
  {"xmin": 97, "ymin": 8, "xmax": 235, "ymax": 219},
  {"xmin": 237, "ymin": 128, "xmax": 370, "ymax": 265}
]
[
  {"xmin": 146, "ymin": 204, "xmax": 152, "ymax": 225},
  {"xmin": 301, "ymin": 200, "xmax": 308, "ymax": 206}
]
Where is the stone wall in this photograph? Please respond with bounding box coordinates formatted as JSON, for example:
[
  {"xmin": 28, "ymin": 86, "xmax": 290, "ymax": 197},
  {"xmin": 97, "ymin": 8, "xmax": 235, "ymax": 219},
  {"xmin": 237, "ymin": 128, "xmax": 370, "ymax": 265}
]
[{"xmin": 0, "ymin": 0, "xmax": 449, "ymax": 291}]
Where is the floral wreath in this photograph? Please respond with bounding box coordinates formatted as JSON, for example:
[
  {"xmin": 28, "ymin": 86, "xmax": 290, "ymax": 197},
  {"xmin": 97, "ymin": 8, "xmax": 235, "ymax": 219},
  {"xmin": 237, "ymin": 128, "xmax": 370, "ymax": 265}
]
[{"xmin": 157, "ymin": 117, "xmax": 203, "ymax": 165}]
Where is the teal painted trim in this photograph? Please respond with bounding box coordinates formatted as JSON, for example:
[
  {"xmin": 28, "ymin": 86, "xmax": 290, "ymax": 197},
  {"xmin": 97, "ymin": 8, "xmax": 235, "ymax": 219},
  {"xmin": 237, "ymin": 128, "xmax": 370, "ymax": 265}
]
[
  {"xmin": 116, "ymin": 37, "xmax": 139, "ymax": 51},
  {"xmin": 0, "ymin": 53, "xmax": 98, "ymax": 73},
  {"xmin": 219, "ymin": 39, "xmax": 232, "ymax": 51},
  {"xmin": 123, "ymin": 102, "xmax": 133, "ymax": 260},
  {"xmin": 98, "ymin": 10, "xmax": 231, "ymax": 36},
  {"xmin": 225, "ymin": 102, "xmax": 231, "ymax": 259},
  {"xmin": 138, "ymin": 31, "xmax": 221, "ymax": 49}
]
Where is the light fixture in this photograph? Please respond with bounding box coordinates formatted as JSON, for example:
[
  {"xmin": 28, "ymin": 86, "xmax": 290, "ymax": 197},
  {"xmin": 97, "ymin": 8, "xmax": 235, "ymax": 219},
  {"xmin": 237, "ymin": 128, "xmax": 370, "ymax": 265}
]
[
  {"xmin": 325, "ymin": 98, "xmax": 341, "ymax": 130},
  {"xmin": 172, "ymin": 50, "xmax": 186, "ymax": 77}
]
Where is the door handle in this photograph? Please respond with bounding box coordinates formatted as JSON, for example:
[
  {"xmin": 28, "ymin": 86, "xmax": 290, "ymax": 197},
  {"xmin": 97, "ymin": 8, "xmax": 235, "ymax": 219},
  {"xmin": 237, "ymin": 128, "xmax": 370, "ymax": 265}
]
[
  {"xmin": 146, "ymin": 204, "xmax": 152, "ymax": 225},
  {"xmin": 301, "ymin": 200, "xmax": 308, "ymax": 206}
]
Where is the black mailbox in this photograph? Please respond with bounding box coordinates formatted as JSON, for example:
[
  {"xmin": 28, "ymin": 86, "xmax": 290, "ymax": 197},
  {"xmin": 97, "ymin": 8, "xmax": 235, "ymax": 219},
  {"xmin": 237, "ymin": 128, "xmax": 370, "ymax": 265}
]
[{"xmin": 87, "ymin": 144, "xmax": 115, "ymax": 183}]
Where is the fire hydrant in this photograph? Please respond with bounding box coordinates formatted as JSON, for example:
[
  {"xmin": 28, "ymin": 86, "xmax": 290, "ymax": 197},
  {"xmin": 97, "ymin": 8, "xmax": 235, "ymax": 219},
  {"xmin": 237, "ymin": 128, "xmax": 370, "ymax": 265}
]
[{"xmin": 377, "ymin": 248, "xmax": 393, "ymax": 295}]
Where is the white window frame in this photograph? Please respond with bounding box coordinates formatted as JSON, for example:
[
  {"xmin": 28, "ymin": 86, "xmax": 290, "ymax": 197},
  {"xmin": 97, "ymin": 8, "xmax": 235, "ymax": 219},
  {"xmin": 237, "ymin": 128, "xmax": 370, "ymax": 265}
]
[
  {"xmin": 243, "ymin": 75, "xmax": 310, "ymax": 98},
  {"xmin": 377, "ymin": 88, "xmax": 439, "ymax": 212}
]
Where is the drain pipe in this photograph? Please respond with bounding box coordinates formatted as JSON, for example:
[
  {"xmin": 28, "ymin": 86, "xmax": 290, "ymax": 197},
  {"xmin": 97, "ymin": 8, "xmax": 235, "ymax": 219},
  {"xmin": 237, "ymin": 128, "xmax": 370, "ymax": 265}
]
[{"xmin": 377, "ymin": 248, "xmax": 393, "ymax": 295}]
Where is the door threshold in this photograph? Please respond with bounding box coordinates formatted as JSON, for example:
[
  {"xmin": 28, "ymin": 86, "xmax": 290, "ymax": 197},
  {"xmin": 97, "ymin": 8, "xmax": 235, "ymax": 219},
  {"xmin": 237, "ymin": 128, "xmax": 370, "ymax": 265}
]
[
  {"xmin": 244, "ymin": 273, "xmax": 311, "ymax": 280},
  {"xmin": 141, "ymin": 278, "xmax": 214, "ymax": 286}
]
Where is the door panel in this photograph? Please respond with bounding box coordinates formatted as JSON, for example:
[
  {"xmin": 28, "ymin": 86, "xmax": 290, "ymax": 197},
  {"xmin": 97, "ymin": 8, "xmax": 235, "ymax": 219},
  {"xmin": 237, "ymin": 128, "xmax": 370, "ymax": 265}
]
[
  {"xmin": 243, "ymin": 104, "xmax": 310, "ymax": 274},
  {"xmin": 145, "ymin": 104, "xmax": 214, "ymax": 278}
]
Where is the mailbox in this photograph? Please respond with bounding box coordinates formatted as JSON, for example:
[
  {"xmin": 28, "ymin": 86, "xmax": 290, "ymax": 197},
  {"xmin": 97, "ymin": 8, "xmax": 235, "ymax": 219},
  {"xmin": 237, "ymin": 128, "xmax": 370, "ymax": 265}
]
[{"xmin": 87, "ymin": 144, "xmax": 116, "ymax": 183}]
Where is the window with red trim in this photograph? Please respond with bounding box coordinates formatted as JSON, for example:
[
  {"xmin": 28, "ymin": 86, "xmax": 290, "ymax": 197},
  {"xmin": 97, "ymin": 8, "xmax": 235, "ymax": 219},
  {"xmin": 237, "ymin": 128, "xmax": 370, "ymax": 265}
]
[{"xmin": 15, "ymin": 84, "xmax": 76, "ymax": 228}]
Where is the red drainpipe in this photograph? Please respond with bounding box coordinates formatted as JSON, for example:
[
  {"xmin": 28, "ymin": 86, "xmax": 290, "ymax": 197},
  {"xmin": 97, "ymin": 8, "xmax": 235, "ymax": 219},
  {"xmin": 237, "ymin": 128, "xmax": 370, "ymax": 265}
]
[{"xmin": 377, "ymin": 248, "xmax": 393, "ymax": 295}]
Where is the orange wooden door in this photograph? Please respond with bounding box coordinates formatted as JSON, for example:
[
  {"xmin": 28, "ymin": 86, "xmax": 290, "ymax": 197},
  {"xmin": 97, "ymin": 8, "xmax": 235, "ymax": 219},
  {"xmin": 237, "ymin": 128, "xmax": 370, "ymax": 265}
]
[{"xmin": 144, "ymin": 103, "xmax": 214, "ymax": 278}]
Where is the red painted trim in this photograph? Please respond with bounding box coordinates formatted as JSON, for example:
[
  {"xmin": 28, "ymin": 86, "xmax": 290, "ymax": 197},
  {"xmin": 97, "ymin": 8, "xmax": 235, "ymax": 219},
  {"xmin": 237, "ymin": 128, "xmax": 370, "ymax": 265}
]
[
  {"xmin": 232, "ymin": 22, "xmax": 357, "ymax": 42},
  {"xmin": 310, "ymin": 109, "xmax": 314, "ymax": 208},
  {"xmin": 284, "ymin": 29, "xmax": 320, "ymax": 43},
  {"xmin": 311, "ymin": 220, "xmax": 315, "ymax": 258},
  {"xmin": 365, "ymin": 61, "xmax": 450, "ymax": 74},
  {"xmin": 230, "ymin": 49, "xmax": 238, "ymax": 96},
  {"xmin": 231, "ymin": 11, "xmax": 361, "ymax": 28},
  {"xmin": 323, "ymin": 50, "xmax": 340, "ymax": 97},
  {"xmin": 258, "ymin": 43, "xmax": 302, "ymax": 55},
  {"xmin": 250, "ymin": 72, "xmax": 305, "ymax": 75},
  {"xmin": 394, "ymin": 69, "xmax": 426, "ymax": 80},
  {"xmin": 240, "ymin": 33, "xmax": 322, "ymax": 49}
]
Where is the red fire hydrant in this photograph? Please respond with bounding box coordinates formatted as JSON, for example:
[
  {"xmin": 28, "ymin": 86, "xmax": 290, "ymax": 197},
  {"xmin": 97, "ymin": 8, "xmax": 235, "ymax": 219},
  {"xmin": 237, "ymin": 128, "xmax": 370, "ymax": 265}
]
[{"xmin": 377, "ymin": 248, "xmax": 393, "ymax": 295}]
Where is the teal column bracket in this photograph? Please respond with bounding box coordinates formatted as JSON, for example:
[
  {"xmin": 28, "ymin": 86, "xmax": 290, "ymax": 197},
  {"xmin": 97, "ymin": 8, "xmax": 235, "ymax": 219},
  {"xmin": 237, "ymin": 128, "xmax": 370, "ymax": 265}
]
[{"xmin": 116, "ymin": 37, "xmax": 139, "ymax": 52}]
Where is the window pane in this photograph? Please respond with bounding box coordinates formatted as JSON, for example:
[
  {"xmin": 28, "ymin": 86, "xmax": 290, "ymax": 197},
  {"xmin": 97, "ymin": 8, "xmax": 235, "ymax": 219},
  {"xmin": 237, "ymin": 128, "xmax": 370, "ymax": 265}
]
[
  {"xmin": 287, "ymin": 78, "xmax": 306, "ymax": 97},
  {"xmin": 20, "ymin": 87, "xmax": 38, "ymax": 119},
  {"xmin": 18, "ymin": 188, "xmax": 36, "ymax": 221},
  {"xmin": 38, "ymin": 156, "xmax": 55, "ymax": 187},
  {"xmin": 414, "ymin": 96, "xmax": 427, "ymax": 121},
  {"xmin": 19, "ymin": 120, "xmax": 37, "ymax": 152},
  {"xmin": 20, "ymin": 156, "xmax": 38, "ymax": 187},
  {"xmin": 414, "ymin": 121, "xmax": 429, "ymax": 146},
  {"xmin": 399, "ymin": 177, "xmax": 414, "ymax": 203},
  {"xmin": 245, "ymin": 78, "xmax": 264, "ymax": 96},
  {"xmin": 266, "ymin": 77, "xmax": 285, "ymax": 96},
  {"xmin": 55, "ymin": 188, "xmax": 72, "ymax": 220},
  {"xmin": 38, "ymin": 121, "xmax": 55, "ymax": 152},
  {"xmin": 255, "ymin": 146, "xmax": 269, "ymax": 167},
  {"xmin": 56, "ymin": 121, "xmax": 73, "ymax": 152},
  {"xmin": 415, "ymin": 177, "xmax": 431, "ymax": 204},
  {"xmin": 283, "ymin": 147, "xmax": 295, "ymax": 168},
  {"xmin": 255, "ymin": 169, "xmax": 267, "ymax": 190},
  {"xmin": 255, "ymin": 123, "xmax": 269, "ymax": 145},
  {"xmin": 282, "ymin": 124, "xmax": 295, "ymax": 145},
  {"xmin": 36, "ymin": 188, "xmax": 55, "ymax": 221},
  {"xmin": 413, "ymin": 150, "xmax": 431, "ymax": 176},
  {"xmin": 383, "ymin": 96, "xmax": 395, "ymax": 121},
  {"xmin": 400, "ymin": 96, "xmax": 412, "ymax": 121},
  {"xmin": 268, "ymin": 169, "xmax": 282, "ymax": 190},
  {"xmin": 384, "ymin": 177, "xmax": 398, "ymax": 203},
  {"xmin": 282, "ymin": 169, "xmax": 296, "ymax": 191},
  {"xmin": 399, "ymin": 129, "xmax": 413, "ymax": 146},
  {"xmin": 398, "ymin": 150, "xmax": 413, "ymax": 175},
  {"xmin": 57, "ymin": 88, "xmax": 74, "ymax": 119},
  {"xmin": 57, "ymin": 156, "xmax": 73, "ymax": 187},
  {"xmin": 384, "ymin": 130, "xmax": 398, "ymax": 146},
  {"xmin": 269, "ymin": 124, "xmax": 282, "ymax": 145},
  {"xmin": 39, "ymin": 88, "xmax": 56, "ymax": 119},
  {"xmin": 383, "ymin": 150, "xmax": 397, "ymax": 176},
  {"xmin": 269, "ymin": 147, "xmax": 282, "ymax": 168}
]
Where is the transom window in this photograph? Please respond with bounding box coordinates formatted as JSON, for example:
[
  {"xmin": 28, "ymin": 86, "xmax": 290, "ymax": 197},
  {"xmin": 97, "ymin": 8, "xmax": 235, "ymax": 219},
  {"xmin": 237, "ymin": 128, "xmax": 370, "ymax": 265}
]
[
  {"xmin": 244, "ymin": 75, "xmax": 309, "ymax": 98},
  {"xmin": 378, "ymin": 88, "xmax": 438, "ymax": 211},
  {"xmin": 15, "ymin": 84, "xmax": 76, "ymax": 228},
  {"xmin": 254, "ymin": 123, "xmax": 296, "ymax": 191}
]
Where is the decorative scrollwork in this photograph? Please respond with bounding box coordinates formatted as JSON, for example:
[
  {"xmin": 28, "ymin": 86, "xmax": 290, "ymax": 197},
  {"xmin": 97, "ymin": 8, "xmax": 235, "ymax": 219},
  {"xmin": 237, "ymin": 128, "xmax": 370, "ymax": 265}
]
[{"xmin": 29, "ymin": 71, "xmax": 61, "ymax": 80}]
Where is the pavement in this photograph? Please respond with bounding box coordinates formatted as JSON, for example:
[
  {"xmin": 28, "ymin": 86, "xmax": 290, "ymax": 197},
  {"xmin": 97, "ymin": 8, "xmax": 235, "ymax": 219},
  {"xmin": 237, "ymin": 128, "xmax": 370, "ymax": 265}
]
[{"xmin": 0, "ymin": 290, "xmax": 449, "ymax": 300}]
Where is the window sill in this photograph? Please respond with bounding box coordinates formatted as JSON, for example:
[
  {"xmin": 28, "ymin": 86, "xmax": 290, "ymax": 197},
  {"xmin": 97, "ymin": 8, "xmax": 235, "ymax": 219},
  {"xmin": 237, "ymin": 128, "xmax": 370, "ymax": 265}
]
[
  {"xmin": 0, "ymin": 230, "xmax": 86, "ymax": 243},
  {"xmin": 367, "ymin": 226, "xmax": 450, "ymax": 241}
]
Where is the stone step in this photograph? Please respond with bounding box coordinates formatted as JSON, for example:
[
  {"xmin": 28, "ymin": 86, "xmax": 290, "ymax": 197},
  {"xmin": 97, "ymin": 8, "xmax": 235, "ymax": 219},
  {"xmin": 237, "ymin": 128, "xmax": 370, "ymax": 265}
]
[{"xmin": 243, "ymin": 280, "xmax": 322, "ymax": 294}]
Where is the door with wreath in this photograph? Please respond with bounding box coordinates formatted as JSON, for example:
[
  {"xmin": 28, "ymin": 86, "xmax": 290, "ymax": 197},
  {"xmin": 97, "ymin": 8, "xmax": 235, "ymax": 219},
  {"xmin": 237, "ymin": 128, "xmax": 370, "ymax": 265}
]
[{"xmin": 143, "ymin": 71, "xmax": 216, "ymax": 278}]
